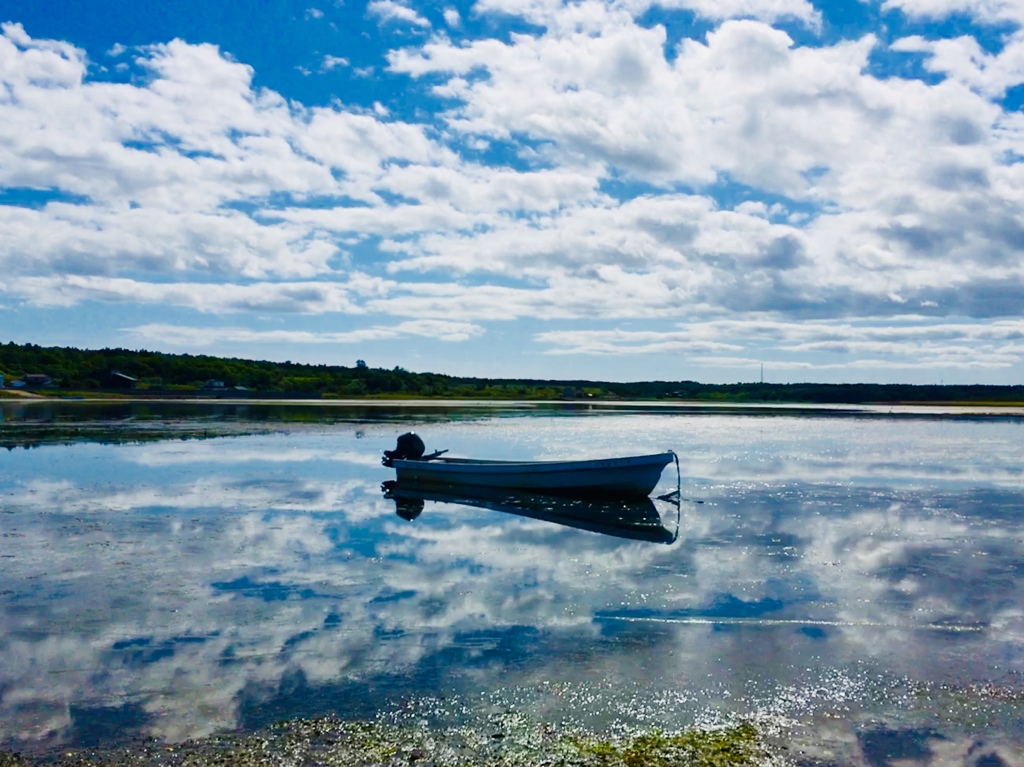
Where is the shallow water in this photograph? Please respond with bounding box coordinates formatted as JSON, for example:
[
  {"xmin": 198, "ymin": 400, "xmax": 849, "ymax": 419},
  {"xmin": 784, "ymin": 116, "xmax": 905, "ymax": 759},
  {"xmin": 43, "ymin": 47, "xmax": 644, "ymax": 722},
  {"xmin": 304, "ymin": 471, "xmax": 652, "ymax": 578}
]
[{"xmin": 1, "ymin": 403, "xmax": 1022, "ymax": 765}]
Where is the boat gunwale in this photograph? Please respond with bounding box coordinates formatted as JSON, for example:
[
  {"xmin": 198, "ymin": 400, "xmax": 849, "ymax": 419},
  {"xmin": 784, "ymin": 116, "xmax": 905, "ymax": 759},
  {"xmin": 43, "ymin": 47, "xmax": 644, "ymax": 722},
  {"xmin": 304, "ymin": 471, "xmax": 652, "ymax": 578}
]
[{"xmin": 391, "ymin": 450, "xmax": 674, "ymax": 474}]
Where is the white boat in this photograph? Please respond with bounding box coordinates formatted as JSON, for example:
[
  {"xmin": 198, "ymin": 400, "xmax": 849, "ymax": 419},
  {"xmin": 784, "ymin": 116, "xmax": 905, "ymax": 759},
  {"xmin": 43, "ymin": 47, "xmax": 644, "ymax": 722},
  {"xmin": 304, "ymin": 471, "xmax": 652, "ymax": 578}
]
[{"xmin": 383, "ymin": 434, "xmax": 676, "ymax": 498}]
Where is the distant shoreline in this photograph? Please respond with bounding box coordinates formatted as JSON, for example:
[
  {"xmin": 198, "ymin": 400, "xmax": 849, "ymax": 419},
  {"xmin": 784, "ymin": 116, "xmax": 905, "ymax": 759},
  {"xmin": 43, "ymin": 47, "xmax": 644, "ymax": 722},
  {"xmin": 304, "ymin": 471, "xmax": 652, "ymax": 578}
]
[
  {"xmin": 3, "ymin": 394, "xmax": 1024, "ymax": 417},
  {"xmin": 3, "ymin": 341, "xmax": 1023, "ymax": 406}
]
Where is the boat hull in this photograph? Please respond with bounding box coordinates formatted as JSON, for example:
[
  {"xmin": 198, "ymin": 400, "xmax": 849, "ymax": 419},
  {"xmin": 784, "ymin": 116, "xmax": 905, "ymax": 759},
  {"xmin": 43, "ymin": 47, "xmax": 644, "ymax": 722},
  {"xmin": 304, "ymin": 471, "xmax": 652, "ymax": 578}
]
[{"xmin": 390, "ymin": 451, "xmax": 674, "ymax": 498}]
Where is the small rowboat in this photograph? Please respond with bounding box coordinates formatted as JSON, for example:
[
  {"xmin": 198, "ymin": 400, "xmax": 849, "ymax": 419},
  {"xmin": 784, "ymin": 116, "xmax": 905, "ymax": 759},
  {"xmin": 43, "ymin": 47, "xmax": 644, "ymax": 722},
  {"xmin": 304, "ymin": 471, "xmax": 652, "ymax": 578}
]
[{"xmin": 383, "ymin": 435, "xmax": 676, "ymax": 499}]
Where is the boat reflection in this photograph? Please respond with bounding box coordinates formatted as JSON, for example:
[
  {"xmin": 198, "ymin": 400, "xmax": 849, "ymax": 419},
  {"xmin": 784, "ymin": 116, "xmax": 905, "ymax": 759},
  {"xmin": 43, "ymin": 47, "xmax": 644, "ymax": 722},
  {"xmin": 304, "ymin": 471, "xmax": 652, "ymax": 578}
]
[{"xmin": 381, "ymin": 480, "xmax": 678, "ymax": 543}]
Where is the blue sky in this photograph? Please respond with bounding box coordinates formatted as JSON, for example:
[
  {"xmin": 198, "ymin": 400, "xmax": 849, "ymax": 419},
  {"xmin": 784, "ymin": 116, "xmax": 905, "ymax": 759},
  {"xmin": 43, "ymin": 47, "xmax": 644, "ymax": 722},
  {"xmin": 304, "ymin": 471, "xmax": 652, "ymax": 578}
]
[{"xmin": 1, "ymin": 0, "xmax": 1023, "ymax": 384}]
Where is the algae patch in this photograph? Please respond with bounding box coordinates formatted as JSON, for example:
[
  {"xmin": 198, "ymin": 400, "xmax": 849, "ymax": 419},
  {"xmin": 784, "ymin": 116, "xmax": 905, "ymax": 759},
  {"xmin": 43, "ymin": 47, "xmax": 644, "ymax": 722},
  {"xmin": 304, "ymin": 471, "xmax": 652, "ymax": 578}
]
[{"xmin": 568, "ymin": 724, "xmax": 767, "ymax": 767}]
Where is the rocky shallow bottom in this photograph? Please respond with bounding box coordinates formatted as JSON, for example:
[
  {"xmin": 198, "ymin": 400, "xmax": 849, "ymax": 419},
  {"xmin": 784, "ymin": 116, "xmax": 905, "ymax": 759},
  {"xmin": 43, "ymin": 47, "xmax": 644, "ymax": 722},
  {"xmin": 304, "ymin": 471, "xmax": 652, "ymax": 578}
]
[{"xmin": 0, "ymin": 718, "xmax": 772, "ymax": 767}]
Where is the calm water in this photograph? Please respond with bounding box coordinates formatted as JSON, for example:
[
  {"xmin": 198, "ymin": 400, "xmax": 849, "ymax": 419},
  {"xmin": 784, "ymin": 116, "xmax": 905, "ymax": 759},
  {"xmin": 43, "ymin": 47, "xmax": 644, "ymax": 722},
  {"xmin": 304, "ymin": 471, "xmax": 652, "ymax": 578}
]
[{"xmin": 1, "ymin": 402, "xmax": 1023, "ymax": 765}]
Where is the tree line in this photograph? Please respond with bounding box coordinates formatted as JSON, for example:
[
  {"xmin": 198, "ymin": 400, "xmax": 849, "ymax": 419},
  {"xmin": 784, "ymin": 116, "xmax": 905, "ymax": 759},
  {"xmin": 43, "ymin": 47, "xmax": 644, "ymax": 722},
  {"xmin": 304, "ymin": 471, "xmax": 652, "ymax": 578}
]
[{"xmin": 1, "ymin": 341, "xmax": 1022, "ymax": 404}]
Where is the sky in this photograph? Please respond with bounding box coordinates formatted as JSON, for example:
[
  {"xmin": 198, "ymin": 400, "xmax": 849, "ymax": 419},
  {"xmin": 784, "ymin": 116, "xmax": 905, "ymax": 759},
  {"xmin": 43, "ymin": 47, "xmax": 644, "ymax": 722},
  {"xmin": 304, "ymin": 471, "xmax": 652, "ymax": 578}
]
[{"xmin": 1, "ymin": 0, "xmax": 1023, "ymax": 384}]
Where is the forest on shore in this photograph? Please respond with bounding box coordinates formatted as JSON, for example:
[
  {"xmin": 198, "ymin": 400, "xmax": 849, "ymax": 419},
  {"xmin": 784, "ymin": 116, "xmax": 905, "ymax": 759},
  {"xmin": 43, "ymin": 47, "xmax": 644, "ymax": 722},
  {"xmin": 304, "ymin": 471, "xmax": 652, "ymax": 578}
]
[{"xmin": 2, "ymin": 341, "xmax": 1022, "ymax": 404}]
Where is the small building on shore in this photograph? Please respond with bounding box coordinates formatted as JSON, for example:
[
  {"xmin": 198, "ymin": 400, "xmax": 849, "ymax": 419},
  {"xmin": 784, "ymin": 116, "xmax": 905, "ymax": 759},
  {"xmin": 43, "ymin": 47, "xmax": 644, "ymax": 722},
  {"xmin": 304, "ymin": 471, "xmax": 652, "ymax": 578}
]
[{"xmin": 23, "ymin": 373, "xmax": 53, "ymax": 388}]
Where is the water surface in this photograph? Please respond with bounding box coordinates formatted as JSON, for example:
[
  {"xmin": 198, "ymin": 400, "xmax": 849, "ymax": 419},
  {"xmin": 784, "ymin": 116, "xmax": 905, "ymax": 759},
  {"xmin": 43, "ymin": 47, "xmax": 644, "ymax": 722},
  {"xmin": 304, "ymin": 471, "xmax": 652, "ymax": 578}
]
[{"xmin": 1, "ymin": 404, "xmax": 1022, "ymax": 765}]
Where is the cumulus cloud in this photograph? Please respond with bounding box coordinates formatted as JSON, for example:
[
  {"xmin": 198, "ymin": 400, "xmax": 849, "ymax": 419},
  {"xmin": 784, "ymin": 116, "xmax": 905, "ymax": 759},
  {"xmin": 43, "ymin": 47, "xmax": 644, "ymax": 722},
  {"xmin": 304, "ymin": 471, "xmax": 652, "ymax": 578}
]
[{"xmin": 383, "ymin": 12, "xmax": 1024, "ymax": 330}]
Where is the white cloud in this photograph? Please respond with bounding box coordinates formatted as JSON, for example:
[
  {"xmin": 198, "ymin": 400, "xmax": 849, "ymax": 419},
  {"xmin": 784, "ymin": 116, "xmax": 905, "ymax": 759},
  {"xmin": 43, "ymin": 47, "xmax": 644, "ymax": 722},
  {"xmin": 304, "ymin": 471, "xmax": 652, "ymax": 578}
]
[
  {"xmin": 643, "ymin": 0, "xmax": 821, "ymax": 27},
  {"xmin": 443, "ymin": 7, "xmax": 462, "ymax": 27},
  {"xmin": 126, "ymin": 318, "xmax": 485, "ymax": 345},
  {"xmin": 473, "ymin": 0, "xmax": 820, "ymax": 29},
  {"xmin": 320, "ymin": 53, "xmax": 349, "ymax": 71},
  {"xmin": 891, "ymin": 33, "xmax": 1024, "ymax": 97},
  {"xmin": 7, "ymin": 275, "xmax": 385, "ymax": 312},
  {"xmin": 0, "ymin": 205, "xmax": 340, "ymax": 279},
  {"xmin": 883, "ymin": 0, "xmax": 1024, "ymax": 26},
  {"xmin": 535, "ymin": 319, "xmax": 1024, "ymax": 369},
  {"xmin": 0, "ymin": 22, "xmax": 87, "ymax": 86},
  {"xmin": 367, "ymin": 0, "xmax": 432, "ymax": 27}
]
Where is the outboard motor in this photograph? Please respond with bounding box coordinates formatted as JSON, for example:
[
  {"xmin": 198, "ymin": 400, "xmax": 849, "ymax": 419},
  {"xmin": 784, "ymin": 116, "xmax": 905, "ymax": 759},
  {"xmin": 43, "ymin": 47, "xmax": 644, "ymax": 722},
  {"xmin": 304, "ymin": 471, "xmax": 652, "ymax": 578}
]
[{"xmin": 382, "ymin": 432, "xmax": 426, "ymax": 467}]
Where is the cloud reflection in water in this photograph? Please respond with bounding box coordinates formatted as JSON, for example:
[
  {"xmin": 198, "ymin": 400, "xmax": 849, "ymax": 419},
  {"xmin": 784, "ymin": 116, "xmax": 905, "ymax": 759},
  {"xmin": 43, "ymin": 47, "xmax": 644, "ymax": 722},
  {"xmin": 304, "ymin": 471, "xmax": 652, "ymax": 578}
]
[{"xmin": 0, "ymin": 414, "xmax": 1022, "ymax": 762}]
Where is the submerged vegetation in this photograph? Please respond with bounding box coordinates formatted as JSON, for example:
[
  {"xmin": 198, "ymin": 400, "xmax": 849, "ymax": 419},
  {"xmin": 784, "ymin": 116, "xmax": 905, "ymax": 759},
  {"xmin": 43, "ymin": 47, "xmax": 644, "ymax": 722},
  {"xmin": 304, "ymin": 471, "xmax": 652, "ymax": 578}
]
[
  {"xmin": 2, "ymin": 341, "xmax": 1023, "ymax": 404},
  {"xmin": 0, "ymin": 717, "xmax": 774, "ymax": 767},
  {"xmin": 0, "ymin": 419, "xmax": 274, "ymax": 450}
]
